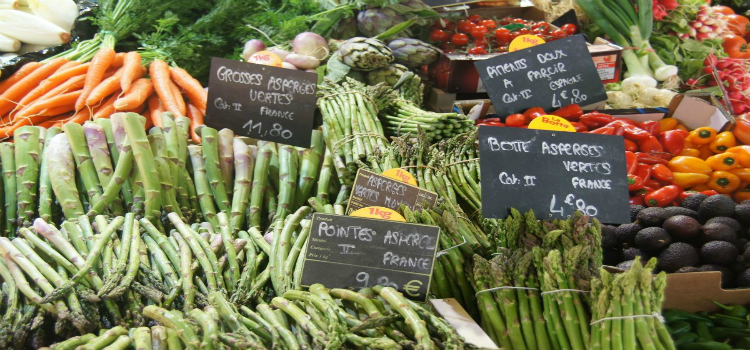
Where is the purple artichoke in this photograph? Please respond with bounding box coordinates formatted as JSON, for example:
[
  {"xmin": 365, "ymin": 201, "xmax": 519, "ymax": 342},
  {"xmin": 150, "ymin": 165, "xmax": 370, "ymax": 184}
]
[
  {"xmin": 387, "ymin": 38, "xmax": 439, "ymax": 67},
  {"xmin": 357, "ymin": 8, "xmax": 407, "ymax": 37}
]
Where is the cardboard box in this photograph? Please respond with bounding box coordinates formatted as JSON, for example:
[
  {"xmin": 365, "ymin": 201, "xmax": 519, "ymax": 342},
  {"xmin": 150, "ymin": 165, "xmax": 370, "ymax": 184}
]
[
  {"xmin": 664, "ymin": 272, "xmax": 750, "ymax": 313},
  {"xmin": 668, "ymin": 93, "xmax": 734, "ymax": 132},
  {"xmin": 430, "ymin": 298, "xmax": 499, "ymax": 349},
  {"xmin": 428, "ymin": 5, "xmax": 623, "ymax": 93}
]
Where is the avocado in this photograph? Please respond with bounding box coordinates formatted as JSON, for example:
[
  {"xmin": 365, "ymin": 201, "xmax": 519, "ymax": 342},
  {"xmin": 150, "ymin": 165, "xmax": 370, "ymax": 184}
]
[
  {"xmin": 706, "ymin": 217, "xmax": 741, "ymax": 233},
  {"xmin": 664, "ymin": 206, "xmax": 699, "ymax": 219},
  {"xmin": 615, "ymin": 223, "xmax": 643, "ymax": 247},
  {"xmin": 603, "ymin": 248, "xmax": 622, "ymax": 266},
  {"xmin": 700, "ymin": 241, "xmax": 739, "ymax": 266},
  {"xmin": 744, "ymin": 246, "xmax": 750, "ymax": 263},
  {"xmin": 676, "ymin": 266, "xmax": 700, "ymax": 273},
  {"xmin": 699, "ymin": 194, "xmax": 736, "ymax": 221},
  {"xmin": 700, "ymin": 223, "xmax": 737, "ymax": 244},
  {"xmin": 737, "ymin": 269, "xmax": 750, "ymax": 288},
  {"xmin": 735, "ymin": 203, "xmax": 750, "ymax": 226},
  {"xmin": 736, "ymin": 238, "xmax": 749, "ymax": 253},
  {"xmin": 697, "ymin": 264, "xmax": 735, "ymax": 288},
  {"xmin": 601, "ymin": 225, "xmax": 618, "ymax": 250},
  {"xmin": 662, "ymin": 215, "xmax": 701, "ymax": 241},
  {"xmin": 732, "ymin": 255, "xmax": 747, "ymax": 275},
  {"xmin": 637, "ymin": 207, "xmax": 669, "ymax": 227},
  {"xmin": 635, "ymin": 227, "xmax": 672, "ymax": 254},
  {"xmin": 630, "ymin": 204, "xmax": 645, "ymax": 223},
  {"xmin": 657, "ymin": 243, "xmax": 700, "ymax": 272},
  {"xmin": 622, "ymin": 247, "xmax": 650, "ymax": 263},
  {"xmin": 681, "ymin": 193, "xmax": 708, "ymax": 211}
]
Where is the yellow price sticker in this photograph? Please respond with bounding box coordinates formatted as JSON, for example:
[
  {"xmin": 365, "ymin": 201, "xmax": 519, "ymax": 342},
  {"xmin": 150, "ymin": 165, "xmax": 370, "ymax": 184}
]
[
  {"xmin": 350, "ymin": 206, "xmax": 406, "ymax": 222},
  {"xmin": 509, "ymin": 34, "xmax": 546, "ymax": 52},
  {"xmin": 381, "ymin": 168, "xmax": 418, "ymax": 186},
  {"xmin": 246, "ymin": 51, "xmax": 283, "ymax": 67},
  {"xmin": 528, "ymin": 114, "xmax": 577, "ymax": 132}
]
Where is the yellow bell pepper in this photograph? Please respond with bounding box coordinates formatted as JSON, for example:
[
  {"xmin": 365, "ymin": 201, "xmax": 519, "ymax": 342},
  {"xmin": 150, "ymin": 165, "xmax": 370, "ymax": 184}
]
[
  {"xmin": 673, "ymin": 172, "xmax": 710, "ymax": 188},
  {"xmin": 659, "ymin": 118, "xmax": 678, "ymax": 131},
  {"xmin": 707, "ymin": 170, "xmax": 741, "ymax": 194},
  {"xmin": 684, "ymin": 139, "xmax": 695, "ymax": 149},
  {"xmin": 690, "ymin": 184, "xmax": 712, "ymax": 192},
  {"xmin": 706, "ymin": 153, "xmax": 739, "ymax": 171},
  {"xmin": 676, "ymin": 124, "xmax": 688, "ymax": 131},
  {"xmin": 668, "ymin": 156, "xmax": 713, "ymax": 175},
  {"xmin": 698, "ymin": 144, "xmax": 714, "ymax": 159},
  {"xmin": 730, "ymin": 168, "xmax": 750, "ymax": 182},
  {"xmin": 677, "ymin": 148, "xmax": 700, "ymax": 157},
  {"xmin": 709, "ymin": 131, "xmax": 736, "ymax": 153},
  {"xmin": 689, "ymin": 127, "xmax": 717, "ymax": 145},
  {"xmin": 726, "ymin": 146, "xmax": 750, "ymax": 167}
]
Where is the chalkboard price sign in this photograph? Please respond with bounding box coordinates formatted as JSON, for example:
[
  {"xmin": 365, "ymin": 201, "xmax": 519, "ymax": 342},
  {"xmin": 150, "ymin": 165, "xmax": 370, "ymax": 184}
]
[
  {"xmin": 205, "ymin": 57, "xmax": 317, "ymax": 147},
  {"xmin": 301, "ymin": 214, "xmax": 441, "ymax": 301},
  {"xmin": 478, "ymin": 126, "xmax": 630, "ymax": 224},
  {"xmin": 347, "ymin": 169, "xmax": 438, "ymax": 215},
  {"xmin": 474, "ymin": 35, "xmax": 607, "ymax": 116}
]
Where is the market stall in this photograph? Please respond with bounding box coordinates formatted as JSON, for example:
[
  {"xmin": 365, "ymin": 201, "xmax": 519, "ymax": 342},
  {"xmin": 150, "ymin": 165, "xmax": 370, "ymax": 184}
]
[{"xmin": 3, "ymin": 0, "xmax": 750, "ymax": 349}]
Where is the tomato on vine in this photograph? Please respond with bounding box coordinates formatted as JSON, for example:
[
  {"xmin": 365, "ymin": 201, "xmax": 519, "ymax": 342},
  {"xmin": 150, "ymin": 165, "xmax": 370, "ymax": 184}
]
[
  {"xmin": 469, "ymin": 46, "xmax": 488, "ymax": 54},
  {"xmin": 451, "ymin": 33, "xmax": 470, "ymax": 46},
  {"xmin": 430, "ymin": 29, "xmax": 449, "ymax": 42},
  {"xmin": 479, "ymin": 19, "xmax": 497, "ymax": 30},
  {"xmin": 494, "ymin": 28, "xmax": 512, "ymax": 44},
  {"xmin": 457, "ymin": 20, "xmax": 476, "ymax": 33},
  {"xmin": 468, "ymin": 14, "xmax": 482, "ymax": 23},
  {"xmin": 470, "ymin": 25, "xmax": 489, "ymax": 38},
  {"xmin": 561, "ymin": 23, "xmax": 578, "ymax": 35}
]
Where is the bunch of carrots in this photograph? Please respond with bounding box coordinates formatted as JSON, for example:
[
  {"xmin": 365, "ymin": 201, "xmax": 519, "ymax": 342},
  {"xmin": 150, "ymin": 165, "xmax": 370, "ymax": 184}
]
[{"xmin": 0, "ymin": 47, "xmax": 207, "ymax": 141}]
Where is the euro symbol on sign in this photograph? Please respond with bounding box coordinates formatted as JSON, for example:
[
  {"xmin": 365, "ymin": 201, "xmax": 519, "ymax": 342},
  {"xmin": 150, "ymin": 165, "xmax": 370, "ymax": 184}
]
[{"xmin": 403, "ymin": 280, "xmax": 422, "ymax": 297}]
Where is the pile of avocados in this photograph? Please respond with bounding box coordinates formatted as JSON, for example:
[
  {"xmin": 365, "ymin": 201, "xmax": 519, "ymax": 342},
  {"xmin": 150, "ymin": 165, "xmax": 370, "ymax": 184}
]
[{"xmin": 603, "ymin": 194, "xmax": 750, "ymax": 288}]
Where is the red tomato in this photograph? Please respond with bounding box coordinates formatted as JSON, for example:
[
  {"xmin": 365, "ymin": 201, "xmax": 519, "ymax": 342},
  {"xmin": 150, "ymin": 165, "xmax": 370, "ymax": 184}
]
[
  {"xmin": 517, "ymin": 28, "xmax": 531, "ymax": 35},
  {"xmin": 451, "ymin": 33, "xmax": 469, "ymax": 46},
  {"xmin": 468, "ymin": 14, "xmax": 482, "ymax": 23},
  {"xmin": 494, "ymin": 28, "xmax": 512, "ymax": 44},
  {"xmin": 458, "ymin": 20, "xmax": 476, "ymax": 33},
  {"xmin": 512, "ymin": 18, "xmax": 527, "ymax": 24},
  {"xmin": 532, "ymin": 22, "xmax": 551, "ymax": 32},
  {"xmin": 561, "ymin": 23, "xmax": 578, "ymax": 35},
  {"xmin": 479, "ymin": 19, "xmax": 497, "ymax": 30},
  {"xmin": 722, "ymin": 34, "xmax": 750, "ymax": 59},
  {"xmin": 505, "ymin": 113, "xmax": 528, "ymax": 127},
  {"xmin": 473, "ymin": 37, "xmax": 488, "ymax": 48},
  {"xmin": 434, "ymin": 18, "xmax": 450, "ymax": 29},
  {"xmin": 550, "ymin": 29, "xmax": 566, "ymax": 38},
  {"xmin": 430, "ymin": 29, "xmax": 449, "ymax": 42},
  {"xmin": 470, "ymin": 25, "xmax": 489, "ymax": 38},
  {"xmin": 727, "ymin": 14, "xmax": 750, "ymax": 36},
  {"xmin": 713, "ymin": 5, "xmax": 735, "ymax": 15},
  {"xmin": 468, "ymin": 46, "xmax": 488, "ymax": 55}
]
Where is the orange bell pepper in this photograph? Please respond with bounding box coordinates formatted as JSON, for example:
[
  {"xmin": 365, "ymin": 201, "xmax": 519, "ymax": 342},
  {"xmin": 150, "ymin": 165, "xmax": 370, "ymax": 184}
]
[
  {"xmin": 668, "ymin": 156, "xmax": 713, "ymax": 175},
  {"xmin": 689, "ymin": 127, "xmax": 717, "ymax": 145},
  {"xmin": 708, "ymin": 170, "xmax": 741, "ymax": 193},
  {"xmin": 690, "ymin": 184, "xmax": 712, "ymax": 192},
  {"xmin": 706, "ymin": 153, "xmax": 739, "ymax": 171},
  {"xmin": 734, "ymin": 115, "xmax": 750, "ymax": 145},
  {"xmin": 684, "ymin": 139, "xmax": 695, "ymax": 149},
  {"xmin": 678, "ymin": 148, "xmax": 701, "ymax": 157},
  {"xmin": 730, "ymin": 167, "xmax": 750, "ymax": 182},
  {"xmin": 698, "ymin": 144, "xmax": 714, "ymax": 159},
  {"xmin": 672, "ymin": 172, "xmax": 710, "ymax": 188},
  {"xmin": 734, "ymin": 184, "xmax": 750, "ymax": 203},
  {"xmin": 676, "ymin": 124, "xmax": 688, "ymax": 131},
  {"xmin": 726, "ymin": 145, "xmax": 750, "ymax": 167},
  {"xmin": 709, "ymin": 131, "xmax": 736, "ymax": 153},
  {"xmin": 659, "ymin": 118, "xmax": 678, "ymax": 131}
]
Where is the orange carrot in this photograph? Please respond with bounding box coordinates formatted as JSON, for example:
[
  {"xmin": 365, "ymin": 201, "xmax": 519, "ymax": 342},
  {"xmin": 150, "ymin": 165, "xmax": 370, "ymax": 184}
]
[
  {"xmin": 0, "ymin": 113, "xmax": 56, "ymax": 138},
  {"xmin": 0, "ymin": 58, "xmax": 67, "ymax": 116},
  {"xmin": 147, "ymin": 94, "xmax": 164, "ymax": 127},
  {"xmin": 94, "ymin": 93, "xmax": 119, "ymax": 119},
  {"xmin": 114, "ymin": 78, "xmax": 153, "ymax": 110},
  {"xmin": 170, "ymin": 66, "xmax": 207, "ymax": 112},
  {"xmin": 65, "ymin": 109, "xmax": 93, "ymax": 125},
  {"xmin": 150, "ymin": 60, "xmax": 182, "ymax": 118},
  {"xmin": 169, "ymin": 80, "xmax": 186, "ymax": 116},
  {"xmin": 111, "ymin": 53, "xmax": 126, "ymax": 68},
  {"xmin": 17, "ymin": 90, "xmax": 82, "ymax": 118},
  {"xmin": 38, "ymin": 75, "xmax": 86, "ymax": 101},
  {"xmin": 14, "ymin": 61, "xmax": 83, "ymax": 112},
  {"xmin": 0, "ymin": 62, "xmax": 42, "ymax": 95},
  {"xmin": 39, "ymin": 103, "xmax": 77, "ymax": 118},
  {"xmin": 45, "ymin": 62, "xmax": 90, "ymax": 87},
  {"xmin": 186, "ymin": 103, "xmax": 204, "ymax": 143},
  {"xmin": 38, "ymin": 113, "xmax": 75, "ymax": 129},
  {"xmin": 120, "ymin": 52, "xmax": 142, "ymax": 92},
  {"xmin": 85, "ymin": 67, "xmax": 124, "ymax": 106},
  {"xmin": 76, "ymin": 47, "xmax": 116, "ymax": 111}
]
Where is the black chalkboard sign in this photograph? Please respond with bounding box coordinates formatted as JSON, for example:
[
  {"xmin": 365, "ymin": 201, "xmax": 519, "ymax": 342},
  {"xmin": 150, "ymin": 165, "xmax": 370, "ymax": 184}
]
[
  {"xmin": 347, "ymin": 169, "xmax": 438, "ymax": 214},
  {"xmin": 205, "ymin": 57, "xmax": 317, "ymax": 147},
  {"xmin": 301, "ymin": 214, "xmax": 440, "ymax": 301},
  {"xmin": 474, "ymin": 35, "xmax": 606, "ymax": 116},
  {"xmin": 478, "ymin": 126, "xmax": 630, "ymax": 224}
]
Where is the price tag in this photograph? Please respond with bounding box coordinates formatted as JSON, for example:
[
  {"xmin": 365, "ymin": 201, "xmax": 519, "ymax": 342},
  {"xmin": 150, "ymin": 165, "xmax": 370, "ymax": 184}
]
[
  {"xmin": 528, "ymin": 115, "xmax": 576, "ymax": 132},
  {"xmin": 509, "ymin": 35, "xmax": 546, "ymax": 52},
  {"xmin": 477, "ymin": 125, "xmax": 630, "ymax": 224},
  {"xmin": 246, "ymin": 51, "xmax": 283, "ymax": 67},
  {"xmin": 300, "ymin": 213, "xmax": 440, "ymax": 301},
  {"xmin": 381, "ymin": 168, "xmax": 418, "ymax": 186},
  {"xmin": 350, "ymin": 207, "xmax": 406, "ymax": 222},
  {"xmin": 205, "ymin": 57, "xmax": 317, "ymax": 147},
  {"xmin": 347, "ymin": 169, "xmax": 438, "ymax": 215},
  {"xmin": 473, "ymin": 35, "xmax": 606, "ymax": 116}
]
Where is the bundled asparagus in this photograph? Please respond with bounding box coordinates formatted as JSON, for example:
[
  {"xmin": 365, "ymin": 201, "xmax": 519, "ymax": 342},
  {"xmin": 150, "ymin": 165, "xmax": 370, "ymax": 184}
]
[
  {"xmin": 378, "ymin": 97, "xmax": 474, "ymax": 144},
  {"xmin": 590, "ymin": 259, "xmax": 675, "ymax": 350}
]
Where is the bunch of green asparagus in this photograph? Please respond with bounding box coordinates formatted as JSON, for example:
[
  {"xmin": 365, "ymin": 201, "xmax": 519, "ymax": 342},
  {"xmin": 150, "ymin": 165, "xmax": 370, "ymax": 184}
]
[
  {"xmin": 590, "ymin": 259, "xmax": 675, "ymax": 350},
  {"xmin": 378, "ymin": 100, "xmax": 474, "ymax": 144}
]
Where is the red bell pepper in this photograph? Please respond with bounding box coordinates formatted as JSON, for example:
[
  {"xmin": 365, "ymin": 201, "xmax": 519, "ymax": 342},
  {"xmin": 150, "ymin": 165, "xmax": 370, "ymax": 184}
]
[
  {"xmin": 622, "ymin": 124, "xmax": 651, "ymax": 141},
  {"xmin": 551, "ymin": 104, "xmax": 583, "ymax": 121},
  {"xmin": 638, "ymin": 136, "xmax": 664, "ymax": 153},
  {"xmin": 626, "ymin": 151, "xmax": 637, "ymax": 175},
  {"xmin": 635, "ymin": 163, "xmax": 652, "ymax": 181},
  {"xmin": 588, "ymin": 127, "xmax": 614, "ymax": 135},
  {"xmin": 701, "ymin": 190, "xmax": 720, "ymax": 196},
  {"xmin": 648, "ymin": 151, "xmax": 675, "ymax": 161},
  {"xmin": 630, "ymin": 196, "xmax": 645, "ymax": 205},
  {"xmin": 614, "ymin": 118, "xmax": 637, "ymax": 125},
  {"xmin": 644, "ymin": 178, "xmax": 664, "ymax": 189},
  {"xmin": 639, "ymin": 120, "xmax": 661, "ymax": 135},
  {"xmin": 624, "ymin": 139, "xmax": 638, "ymax": 152},
  {"xmin": 580, "ymin": 112, "xmax": 613, "ymax": 128},
  {"xmin": 659, "ymin": 130, "xmax": 686, "ymax": 155},
  {"xmin": 570, "ymin": 122, "xmax": 588, "ymax": 132},
  {"xmin": 644, "ymin": 185, "xmax": 681, "ymax": 207},
  {"xmin": 523, "ymin": 107, "xmax": 546, "ymax": 120},
  {"xmin": 651, "ymin": 164, "xmax": 674, "ymax": 182},
  {"xmin": 628, "ymin": 174, "xmax": 645, "ymax": 191},
  {"xmin": 635, "ymin": 152, "xmax": 669, "ymax": 165},
  {"xmin": 679, "ymin": 191, "xmax": 699, "ymax": 202}
]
